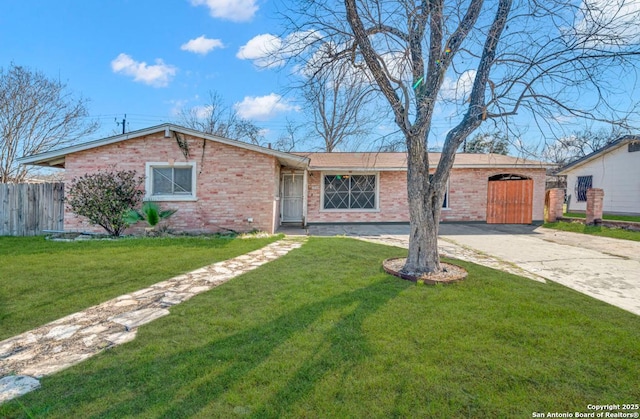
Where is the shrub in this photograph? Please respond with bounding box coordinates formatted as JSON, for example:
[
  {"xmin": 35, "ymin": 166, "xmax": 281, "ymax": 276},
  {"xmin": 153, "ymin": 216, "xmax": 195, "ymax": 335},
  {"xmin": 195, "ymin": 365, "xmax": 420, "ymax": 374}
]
[
  {"xmin": 124, "ymin": 201, "xmax": 177, "ymax": 229},
  {"xmin": 66, "ymin": 169, "xmax": 144, "ymax": 236}
]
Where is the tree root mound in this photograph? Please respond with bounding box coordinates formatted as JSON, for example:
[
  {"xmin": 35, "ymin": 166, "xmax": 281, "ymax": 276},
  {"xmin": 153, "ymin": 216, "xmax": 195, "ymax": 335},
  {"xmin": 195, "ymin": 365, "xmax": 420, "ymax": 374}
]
[{"xmin": 383, "ymin": 257, "xmax": 468, "ymax": 284}]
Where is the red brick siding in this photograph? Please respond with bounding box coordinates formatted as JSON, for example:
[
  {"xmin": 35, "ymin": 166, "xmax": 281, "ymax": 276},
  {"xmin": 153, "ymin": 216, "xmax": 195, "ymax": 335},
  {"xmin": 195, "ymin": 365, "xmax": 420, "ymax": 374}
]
[
  {"xmin": 306, "ymin": 168, "xmax": 546, "ymax": 224},
  {"xmin": 64, "ymin": 132, "xmax": 278, "ymax": 234},
  {"xmin": 306, "ymin": 171, "xmax": 409, "ymax": 223}
]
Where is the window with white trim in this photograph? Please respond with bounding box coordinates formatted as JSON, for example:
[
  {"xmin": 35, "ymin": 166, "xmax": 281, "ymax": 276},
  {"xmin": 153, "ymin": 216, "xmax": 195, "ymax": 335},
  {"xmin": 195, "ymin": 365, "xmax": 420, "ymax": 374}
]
[
  {"xmin": 575, "ymin": 175, "xmax": 592, "ymax": 202},
  {"xmin": 323, "ymin": 174, "xmax": 377, "ymax": 210},
  {"xmin": 145, "ymin": 162, "xmax": 197, "ymax": 201}
]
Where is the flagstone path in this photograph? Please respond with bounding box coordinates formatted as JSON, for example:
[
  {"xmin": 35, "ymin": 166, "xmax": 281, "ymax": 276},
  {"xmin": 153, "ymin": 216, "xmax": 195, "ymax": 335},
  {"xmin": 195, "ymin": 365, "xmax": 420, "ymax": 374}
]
[{"xmin": 0, "ymin": 237, "xmax": 306, "ymax": 404}]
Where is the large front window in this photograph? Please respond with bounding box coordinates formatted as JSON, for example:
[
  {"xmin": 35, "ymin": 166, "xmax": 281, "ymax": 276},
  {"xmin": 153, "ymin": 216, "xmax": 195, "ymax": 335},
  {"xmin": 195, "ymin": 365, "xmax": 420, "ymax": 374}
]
[
  {"xmin": 323, "ymin": 174, "xmax": 376, "ymax": 210},
  {"xmin": 145, "ymin": 162, "xmax": 196, "ymax": 201}
]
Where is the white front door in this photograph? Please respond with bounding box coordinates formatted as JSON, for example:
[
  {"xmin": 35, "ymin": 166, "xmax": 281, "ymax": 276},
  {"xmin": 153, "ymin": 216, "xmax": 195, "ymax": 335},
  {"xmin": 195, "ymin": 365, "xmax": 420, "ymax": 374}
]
[{"xmin": 281, "ymin": 173, "xmax": 304, "ymax": 222}]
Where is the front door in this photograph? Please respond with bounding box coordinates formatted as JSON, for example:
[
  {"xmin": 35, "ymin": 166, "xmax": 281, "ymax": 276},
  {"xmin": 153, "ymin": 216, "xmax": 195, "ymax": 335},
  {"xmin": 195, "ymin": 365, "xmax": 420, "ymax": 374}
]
[{"xmin": 281, "ymin": 173, "xmax": 304, "ymax": 222}]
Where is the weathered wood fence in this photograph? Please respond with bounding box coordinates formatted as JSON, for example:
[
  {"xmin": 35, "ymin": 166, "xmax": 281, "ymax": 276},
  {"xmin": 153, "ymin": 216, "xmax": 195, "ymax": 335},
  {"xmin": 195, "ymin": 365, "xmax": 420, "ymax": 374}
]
[{"xmin": 0, "ymin": 183, "xmax": 64, "ymax": 236}]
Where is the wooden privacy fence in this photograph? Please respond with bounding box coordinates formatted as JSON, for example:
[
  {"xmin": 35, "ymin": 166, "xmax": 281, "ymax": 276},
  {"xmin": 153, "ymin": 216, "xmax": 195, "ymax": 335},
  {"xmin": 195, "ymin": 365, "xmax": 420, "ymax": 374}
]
[{"xmin": 0, "ymin": 183, "xmax": 64, "ymax": 236}]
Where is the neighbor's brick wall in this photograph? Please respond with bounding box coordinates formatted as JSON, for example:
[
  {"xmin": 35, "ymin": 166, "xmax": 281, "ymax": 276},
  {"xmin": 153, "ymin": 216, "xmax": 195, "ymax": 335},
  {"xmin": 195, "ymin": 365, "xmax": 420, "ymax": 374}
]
[
  {"xmin": 306, "ymin": 168, "xmax": 547, "ymax": 224},
  {"xmin": 545, "ymin": 188, "xmax": 565, "ymax": 222},
  {"xmin": 64, "ymin": 132, "xmax": 279, "ymax": 234},
  {"xmin": 585, "ymin": 188, "xmax": 604, "ymax": 224}
]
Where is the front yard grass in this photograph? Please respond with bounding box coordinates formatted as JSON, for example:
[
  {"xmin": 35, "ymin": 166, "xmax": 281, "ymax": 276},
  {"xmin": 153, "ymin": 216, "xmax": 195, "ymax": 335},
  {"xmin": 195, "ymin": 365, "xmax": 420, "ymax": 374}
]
[
  {"xmin": 1, "ymin": 237, "xmax": 638, "ymax": 417},
  {"xmin": 0, "ymin": 235, "xmax": 279, "ymax": 341},
  {"xmin": 543, "ymin": 221, "xmax": 640, "ymax": 242},
  {"xmin": 564, "ymin": 212, "xmax": 640, "ymax": 223}
]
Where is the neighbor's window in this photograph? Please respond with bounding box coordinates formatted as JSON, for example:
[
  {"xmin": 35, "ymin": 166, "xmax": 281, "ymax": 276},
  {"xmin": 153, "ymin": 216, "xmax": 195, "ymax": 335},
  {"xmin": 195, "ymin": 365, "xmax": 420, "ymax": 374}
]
[
  {"xmin": 575, "ymin": 175, "xmax": 592, "ymax": 202},
  {"xmin": 145, "ymin": 162, "xmax": 196, "ymax": 201},
  {"xmin": 323, "ymin": 174, "xmax": 377, "ymax": 210}
]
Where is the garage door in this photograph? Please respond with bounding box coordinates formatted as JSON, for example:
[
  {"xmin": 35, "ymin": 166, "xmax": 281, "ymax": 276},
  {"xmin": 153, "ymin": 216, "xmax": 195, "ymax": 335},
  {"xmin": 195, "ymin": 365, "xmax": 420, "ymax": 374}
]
[{"xmin": 486, "ymin": 175, "xmax": 533, "ymax": 224}]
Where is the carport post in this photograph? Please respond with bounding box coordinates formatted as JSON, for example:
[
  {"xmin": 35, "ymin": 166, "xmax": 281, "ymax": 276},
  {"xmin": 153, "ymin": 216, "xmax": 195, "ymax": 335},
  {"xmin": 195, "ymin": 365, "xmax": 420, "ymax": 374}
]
[{"xmin": 585, "ymin": 188, "xmax": 604, "ymax": 225}]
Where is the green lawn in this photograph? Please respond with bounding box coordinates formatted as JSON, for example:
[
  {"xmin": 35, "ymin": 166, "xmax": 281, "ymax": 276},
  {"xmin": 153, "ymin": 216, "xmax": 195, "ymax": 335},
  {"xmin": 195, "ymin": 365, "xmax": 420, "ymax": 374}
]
[
  {"xmin": 564, "ymin": 212, "xmax": 640, "ymax": 223},
  {"xmin": 0, "ymin": 235, "xmax": 279, "ymax": 341},
  {"xmin": 1, "ymin": 237, "xmax": 638, "ymax": 418},
  {"xmin": 544, "ymin": 221, "xmax": 640, "ymax": 242}
]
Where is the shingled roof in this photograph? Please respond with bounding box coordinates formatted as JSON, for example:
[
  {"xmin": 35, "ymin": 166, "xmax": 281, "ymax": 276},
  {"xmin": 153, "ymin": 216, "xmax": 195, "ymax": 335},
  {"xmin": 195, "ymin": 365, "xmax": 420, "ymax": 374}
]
[{"xmin": 293, "ymin": 152, "xmax": 549, "ymax": 171}]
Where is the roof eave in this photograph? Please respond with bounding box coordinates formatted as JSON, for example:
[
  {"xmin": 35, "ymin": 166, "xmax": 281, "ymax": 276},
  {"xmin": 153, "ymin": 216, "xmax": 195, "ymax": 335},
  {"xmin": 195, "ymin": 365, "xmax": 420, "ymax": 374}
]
[
  {"xmin": 557, "ymin": 136, "xmax": 638, "ymax": 174},
  {"xmin": 308, "ymin": 164, "xmax": 551, "ymax": 171},
  {"xmin": 17, "ymin": 123, "xmax": 310, "ymax": 169}
]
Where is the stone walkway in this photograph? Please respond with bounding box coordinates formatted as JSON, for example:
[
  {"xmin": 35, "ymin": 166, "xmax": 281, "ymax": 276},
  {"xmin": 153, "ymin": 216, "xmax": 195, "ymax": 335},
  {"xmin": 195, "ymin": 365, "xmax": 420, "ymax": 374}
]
[{"xmin": 0, "ymin": 237, "xmax": 306, "ymax": 404}]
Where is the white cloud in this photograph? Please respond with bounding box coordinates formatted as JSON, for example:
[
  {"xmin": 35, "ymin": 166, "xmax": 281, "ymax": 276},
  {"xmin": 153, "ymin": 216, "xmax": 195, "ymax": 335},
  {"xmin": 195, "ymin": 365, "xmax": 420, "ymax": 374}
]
[
  {"xmin": 111, "ymin": 53, "xmax": 177, "ymax": 87},
  {"xmin": 440, "ymin": 70, "xmax": 476, "ymax": 101},
  {"xmin": 181, "ymin": 35, "xmax": 224, "ymax": 55},
  {"xmin": 190, "ymin": 0, "xmax": 258, "ymax": 22},
  {"xmin": 237, "ymin": 31, "xmax": 321, "ymax": 68},
  {"xmin": 574, "ymin": 0, "xmax": 640, "ymax": 45},
  {"xmin": 192, "ymin": 105, "xmax": 214, "ymax": 119},
  {"xmin": 234, "ymin": 93, "xmax": 299, "ymax": 120},
  {"xmin": 236, "ymin": 34, "xmax": 284, "ymax": 67}
]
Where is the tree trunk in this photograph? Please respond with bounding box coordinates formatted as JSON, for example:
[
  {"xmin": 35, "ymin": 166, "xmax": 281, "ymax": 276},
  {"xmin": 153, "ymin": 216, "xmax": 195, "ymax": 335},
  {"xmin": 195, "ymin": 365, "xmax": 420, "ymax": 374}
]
[
  {"xmin": 402, "ymin": 129, "xmax": 443, "ymax": 275},
  {"xmin": 405, "ymin": 195, "xmax": 441, "ymax": 275}
]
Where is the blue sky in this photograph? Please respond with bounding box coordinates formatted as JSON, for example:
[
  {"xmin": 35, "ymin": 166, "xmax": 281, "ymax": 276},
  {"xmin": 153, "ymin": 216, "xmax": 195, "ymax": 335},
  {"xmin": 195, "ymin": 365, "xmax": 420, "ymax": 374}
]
[
  {"xmin": 1, "ymin": 0, "xmax": 639, "ymax": 154},
  {"xmin": 0, "ymin": 0, "xmax": 306, "ymax": 143}
]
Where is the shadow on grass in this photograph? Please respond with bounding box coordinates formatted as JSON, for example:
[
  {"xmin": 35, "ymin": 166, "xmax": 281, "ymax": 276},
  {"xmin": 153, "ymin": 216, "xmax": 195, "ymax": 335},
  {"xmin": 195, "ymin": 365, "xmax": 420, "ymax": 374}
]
[{"xmin": 47, "ymin": 278, "xmax": 407, "ymax": 418}]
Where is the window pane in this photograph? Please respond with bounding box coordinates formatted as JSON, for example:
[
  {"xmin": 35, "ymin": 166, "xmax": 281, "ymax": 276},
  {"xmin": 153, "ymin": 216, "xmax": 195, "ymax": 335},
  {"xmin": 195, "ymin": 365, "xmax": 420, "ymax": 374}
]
[
  {"xmin": 351, "ymin": 191, "xmax": 375, "ymax": 208},
  {"xmin": 153, "ymin": 168, "xmax": 173, "ymax": 195},
  {"xmin": 351, "ymin": 175, "xmax": 375, "ymax": 193},
  {"xmin": 325, "ymin": 192, "xmax": 349, "ymax": 209},
  {"xmin": 323, "ymin": 174, "xmax": 376, "ymax": 210},
  {"xmin": 350, "ymin": 175, "xmax": 375, "ymax": 208},
  {"xmin": 324, "ymin": 175, "xmax": 350, "ymax": 209},
  {"xmin": 173, "ymin": 168, "xmax": 192, "ymax": 194},
  {"xmin": 576, "ymin": 175, "xmax": 592, "ymax": 202}
]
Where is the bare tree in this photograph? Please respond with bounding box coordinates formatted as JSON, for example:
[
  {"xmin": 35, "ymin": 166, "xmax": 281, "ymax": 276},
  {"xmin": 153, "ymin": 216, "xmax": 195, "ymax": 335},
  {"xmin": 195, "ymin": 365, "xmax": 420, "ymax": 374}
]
[
  {"xmin": 461, "ymin": 132, "xmax": 509, "ymax": 155},
  {"xmin": 302, "ymin": 44, "xmax": 379, "ymax": 151},
  {"xmin": 272, "ymin": 119, "xmax": 306, "ymax": 152},
  {"xmin": 176, "ymin": 91, "xmax": 264, "ymax": 145},
  {"xmin": 0, "ymin": 64, "xmax": 97, "ymax": 183},
  {"xmin": 282, "ymin": 0, "xmax": 640, "ymax": 274},
  {"xmin": 542, "ymin": 127, "xmax": 624, "ymax": 167}
]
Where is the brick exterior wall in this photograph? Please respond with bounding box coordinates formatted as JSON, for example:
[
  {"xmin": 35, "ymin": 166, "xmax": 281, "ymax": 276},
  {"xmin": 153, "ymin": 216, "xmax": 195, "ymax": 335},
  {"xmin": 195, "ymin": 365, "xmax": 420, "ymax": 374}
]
[
  {"xmin": 306, "ymin": 171, "xmax": 409, "ymax": 223},
  {"xmin": 306, "ymin": 168, "xmax": 547, "ymax": 224},
  {"xmin": 585, "ymin": 188, "xmax": 604, "ymax": 224},
  {"xmin": 64, "ymin": 132, "xmax": 279, "ymax": 234},
  {"xmin": 545, "ymin": 188, "xmax": 565, "ymax": 222}
]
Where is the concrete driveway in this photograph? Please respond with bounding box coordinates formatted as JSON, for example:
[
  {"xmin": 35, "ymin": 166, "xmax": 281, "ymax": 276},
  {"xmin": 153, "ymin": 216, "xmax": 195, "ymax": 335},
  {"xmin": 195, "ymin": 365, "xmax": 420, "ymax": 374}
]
[{"xmin": 307, "ymin": 223, "xmax": 640, "ymax": 316}]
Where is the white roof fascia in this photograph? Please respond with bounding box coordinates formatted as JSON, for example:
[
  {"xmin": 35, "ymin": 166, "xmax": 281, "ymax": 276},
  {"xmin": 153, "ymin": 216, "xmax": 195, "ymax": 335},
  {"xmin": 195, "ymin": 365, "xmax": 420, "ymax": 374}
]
[{"xmin": 556, "ymin": 140, "xmax": 628, "ymax": 175}]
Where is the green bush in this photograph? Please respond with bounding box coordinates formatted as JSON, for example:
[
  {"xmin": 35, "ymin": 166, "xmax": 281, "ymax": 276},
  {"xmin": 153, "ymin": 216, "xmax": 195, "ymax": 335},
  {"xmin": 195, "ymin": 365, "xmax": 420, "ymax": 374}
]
[{"xmin": 66, "ymin": 169, "xmax": 144, "ymax": 236}]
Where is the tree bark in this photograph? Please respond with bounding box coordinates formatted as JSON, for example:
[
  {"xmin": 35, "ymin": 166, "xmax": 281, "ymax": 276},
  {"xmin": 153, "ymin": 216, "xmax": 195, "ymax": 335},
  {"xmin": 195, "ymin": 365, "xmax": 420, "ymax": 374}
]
[{"xmin": 403, "ymin": 124, "xmax": 442, "ymax": 274}]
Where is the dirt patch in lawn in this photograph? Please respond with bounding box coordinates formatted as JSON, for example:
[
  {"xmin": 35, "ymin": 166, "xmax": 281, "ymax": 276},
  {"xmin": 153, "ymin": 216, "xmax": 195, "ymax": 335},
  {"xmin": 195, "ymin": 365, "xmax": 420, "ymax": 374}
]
[{"xmin": 383, "ymin": 258, "xmax": 468, "ymax": 284}]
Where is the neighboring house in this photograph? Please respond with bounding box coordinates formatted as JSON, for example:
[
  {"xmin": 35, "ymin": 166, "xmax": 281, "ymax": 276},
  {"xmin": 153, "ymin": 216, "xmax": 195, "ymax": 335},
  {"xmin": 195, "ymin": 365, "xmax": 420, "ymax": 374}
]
[
  {"xmin": 557, "ymin": 135, "xmax": 640, "ymax": 215},
  {"xmin": 18, "ymin": 123, "xmax": 550, "ymax": 234}
]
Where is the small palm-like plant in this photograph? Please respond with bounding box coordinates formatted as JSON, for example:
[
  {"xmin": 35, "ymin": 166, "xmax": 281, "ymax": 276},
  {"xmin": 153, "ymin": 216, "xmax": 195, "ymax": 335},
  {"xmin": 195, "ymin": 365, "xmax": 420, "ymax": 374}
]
[{"xmin": 125, "ymin": 201, "xmax": 177, "ymax": 229}]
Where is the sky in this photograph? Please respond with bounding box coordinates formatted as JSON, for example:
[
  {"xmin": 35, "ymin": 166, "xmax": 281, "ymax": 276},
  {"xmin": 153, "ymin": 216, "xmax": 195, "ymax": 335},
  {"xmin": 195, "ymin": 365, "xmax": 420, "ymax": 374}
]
[
  {"xmin": 0, "ymin": 0, "xmax": 309, "ymax": 144},
  {"xmin": 1, "ymin": 0, "xmax": 639, "ymax": 155}
]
